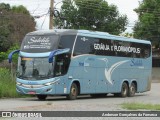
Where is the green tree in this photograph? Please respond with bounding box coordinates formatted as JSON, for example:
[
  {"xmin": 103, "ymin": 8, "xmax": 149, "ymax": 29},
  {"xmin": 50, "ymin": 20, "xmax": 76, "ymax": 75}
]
[
  {"xmin": 133, "ymin": 0, "xmax": 160, "ymax": 48},
  {"xmin": 0, "ymin": 3, "xmax": 12, "ymax": 51},
  {"xmin": 55, "ymin": 0, "xmax": 128, "ymax": 35},
  {"xmin": 12, "ymin": 5, "xmax": 30, "ymax": 15},
  {"xmin": 0, "ymin": 3, "xmax": 35, "ymax": 52},
  {"xmin": 120, "ymin": 32, "xmax": 134, "ymax": 38}
]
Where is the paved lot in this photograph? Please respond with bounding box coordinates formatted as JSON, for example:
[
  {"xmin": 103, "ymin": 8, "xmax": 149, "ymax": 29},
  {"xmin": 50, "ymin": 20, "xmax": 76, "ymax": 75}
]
[
  {"xmin": 0, "ymin": 83, "xmax": 160, "ymax": 120},
  {"xmin": 0, "ymin": 83, "xmax": 160, "ymax": 111}
]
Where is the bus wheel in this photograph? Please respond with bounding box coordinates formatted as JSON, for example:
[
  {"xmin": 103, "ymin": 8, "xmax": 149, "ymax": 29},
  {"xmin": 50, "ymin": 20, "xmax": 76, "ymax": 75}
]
[
  {"xmin": 128, "ymin": 83, "xmax": 136, "ymax": 97},
  {"xmin": 120, "ymin": 82, "xmax": 128, "ymax": 97},
  {"xmin": 37, "ymin": 95, "xmax": 47, "ymax": 101},
  {"xmin": 66, "ymin": 83, "xmax": 78, "ymax": 100}
]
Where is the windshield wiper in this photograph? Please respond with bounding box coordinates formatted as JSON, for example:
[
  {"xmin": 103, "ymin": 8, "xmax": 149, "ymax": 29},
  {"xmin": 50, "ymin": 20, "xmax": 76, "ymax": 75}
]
[
  {"xmin": 38, "ymin": 75, "xmax": 53, "ymax": 79},
  {"xmin": 38, "ymin": 75, "xmax": 46, "ymax": 77},
  {"xmin": 17, "ymin": 76, "xmax": 32, "ymax": 79}
]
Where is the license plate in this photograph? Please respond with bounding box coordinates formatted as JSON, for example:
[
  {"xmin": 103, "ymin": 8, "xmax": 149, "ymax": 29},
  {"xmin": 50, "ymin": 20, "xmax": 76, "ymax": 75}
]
[{"xmin": 28, "ymin": 91, "xmax": 36, "ymax": 94}]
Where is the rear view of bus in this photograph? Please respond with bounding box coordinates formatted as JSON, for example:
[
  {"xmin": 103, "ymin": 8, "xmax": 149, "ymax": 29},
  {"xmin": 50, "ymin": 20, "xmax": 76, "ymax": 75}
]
[{"xmin": 8, "ymin": 29, "xmax": 152, "ymax": 100}]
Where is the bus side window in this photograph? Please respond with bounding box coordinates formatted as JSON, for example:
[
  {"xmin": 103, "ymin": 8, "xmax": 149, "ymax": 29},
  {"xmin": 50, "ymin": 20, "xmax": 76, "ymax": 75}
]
[
  {"xmin": 144, "ymin": 45, "xmax": 151, "ymax": 58},
  {"xmin": 138, "ymin": 44, "xmax": 150, "ymax": 58}
]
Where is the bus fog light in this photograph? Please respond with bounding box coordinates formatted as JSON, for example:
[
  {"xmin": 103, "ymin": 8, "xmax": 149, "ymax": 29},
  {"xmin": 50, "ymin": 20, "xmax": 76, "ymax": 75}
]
[
  {"xmin": 16, "ymin": 82, "xmax": 22, "ymax": 86},
  {"xmin": 45, "ymin": 82, "xmax": 52, "ymax": 86},
  {"xmin": 44, "ymin": 79, "xmax": 60, "ymax": 86},
  {"xmin": 46, "ymin": 88, "xmax": 52, "ymax": 92}
]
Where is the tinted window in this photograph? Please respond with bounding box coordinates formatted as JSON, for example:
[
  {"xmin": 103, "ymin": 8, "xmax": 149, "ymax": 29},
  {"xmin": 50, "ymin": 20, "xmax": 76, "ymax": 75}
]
[
  {"xmin": 73, "ymin": 36, "xmax": 151, "ymax": 58},
  {"xmin": 94, "ymin": 38, "xmax": 114, "ymax": 56},
  {"xmin": 21, "ymin": 35, "xmax": 59, "ymax": 53},
  {"xmin": 73, "ymin": 36, "xmax": 98, "ymax": 55},
  {"xmin": 55, "ymin": 35, "xmax": 76, "ymax": 76},
  {"xmin": 58, "ymin": 35, "xmax": 76, "ymax": 53}
]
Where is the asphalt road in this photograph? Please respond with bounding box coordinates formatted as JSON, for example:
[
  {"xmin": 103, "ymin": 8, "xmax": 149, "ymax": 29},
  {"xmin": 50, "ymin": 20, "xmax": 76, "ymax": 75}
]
[
  {"xmin": 0, "ymin": 83, "xmax": 160, "ymax": 111},
  {"xmin": 0, "ymin": 83, "xmax": 160, "ymax": 120}
]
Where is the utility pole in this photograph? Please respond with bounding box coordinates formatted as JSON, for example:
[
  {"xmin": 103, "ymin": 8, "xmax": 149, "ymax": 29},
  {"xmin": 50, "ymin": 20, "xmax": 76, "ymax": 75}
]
[{"xmin": 49, "ymin": 0, "xmax": 54, "ymax": 29}]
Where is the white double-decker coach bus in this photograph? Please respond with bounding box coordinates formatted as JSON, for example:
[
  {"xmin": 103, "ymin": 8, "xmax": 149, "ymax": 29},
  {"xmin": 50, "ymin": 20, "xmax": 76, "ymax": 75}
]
[{"xmin": 9, "ymin": 29, "xmax": 152, "ymax": 100}]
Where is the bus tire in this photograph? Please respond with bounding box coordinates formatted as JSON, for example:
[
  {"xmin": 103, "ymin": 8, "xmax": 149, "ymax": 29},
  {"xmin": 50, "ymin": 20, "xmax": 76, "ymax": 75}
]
[
  {"xmin": 37, "ymin": 95, "xmax": 47, "ymax": 101},
  {"xmin": 66, "ymin": 83, "xmax": 78, "ymax": 100},
  {"xmin": 120, "ymin": 82, "xmax": 128, "ymax": 97},
  {"xmin": 128, "ymin": 82, "xmax": 136, "ymax": 97}
]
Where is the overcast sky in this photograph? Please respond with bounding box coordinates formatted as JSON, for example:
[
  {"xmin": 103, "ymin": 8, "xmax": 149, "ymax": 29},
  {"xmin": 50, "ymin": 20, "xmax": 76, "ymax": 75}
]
[{"xmin": 0, "ymin": 0, "xmax": 142, "ymax": 32}]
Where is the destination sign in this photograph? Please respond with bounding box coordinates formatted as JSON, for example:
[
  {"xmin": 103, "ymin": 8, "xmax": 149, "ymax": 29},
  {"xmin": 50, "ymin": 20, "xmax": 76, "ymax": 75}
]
[
  {"xmin": 94, "ymin": 43, "xmax": 141, "ymax": 54},
  {"xmin": 21, "ymin": 35, "xmax": 59, "ymax": 53}
]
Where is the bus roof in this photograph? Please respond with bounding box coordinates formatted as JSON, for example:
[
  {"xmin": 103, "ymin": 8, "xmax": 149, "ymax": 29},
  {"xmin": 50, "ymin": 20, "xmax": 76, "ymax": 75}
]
[
  {"xmin": 27, "ymin": 29, "xmax": 77, "ymax": 36},
  {"xmin": 27, "ymin": 29, "xmax": 151, "ymax": 44},
  {"xmin": 77, "ymin": 30, "xmax": 151, "ymax": 44}
]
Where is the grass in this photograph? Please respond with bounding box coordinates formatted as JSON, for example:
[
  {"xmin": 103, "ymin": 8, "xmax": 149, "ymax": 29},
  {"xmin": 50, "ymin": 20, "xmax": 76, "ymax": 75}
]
[
  {"xmin": 121, "ymin": 102, "xmax": 160, "ymax": 110},
  {"xmin": 0, "ymin": 68, "xmax": 21, "ymax": 98}
]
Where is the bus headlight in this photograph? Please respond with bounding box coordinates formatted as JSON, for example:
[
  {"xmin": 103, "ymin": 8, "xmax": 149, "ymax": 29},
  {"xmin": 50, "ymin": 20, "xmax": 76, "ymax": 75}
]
[
  {"xmin": 16, "ymin": 82, "xmax": 22, "ymax": 86},
  {"xmin": 44, "ymin": 81, "xmax": 57, "ymax": 86},
  {"xmin": 44, "ymin": 79, "xmax": 60, "ymax": 86}
]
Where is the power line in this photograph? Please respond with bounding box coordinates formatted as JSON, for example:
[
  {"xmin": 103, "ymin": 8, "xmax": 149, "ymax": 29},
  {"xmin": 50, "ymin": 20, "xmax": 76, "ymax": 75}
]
[
  {"xmin": 30, "ymin": 0, "xmax": 40, "ymax": 14},
  {"xmin": 1, "ymin": 0, "xmax": 160, "ymax": 33},
  {"xmin": 63, "ymin": 0, "xmax": 160, "ymax": 14},
  {"xmin": 57, "ymin": 0, "xmax": 160, "ymax": 19},
  {"xmin": 54, "ymin": 0, "xmax": 160, "ymax": 26},
  {"xmin": 1, "ymin": 1, "xmax": 160, "ymax": 20},
  {"xmin": 59, "ymin": 1, "xmax": 118, "ymax": 13},
  {"xmin": 41, "ymin": 12, "xmax": 49, "ymax": 29},
  {"xmin": 33, "ymin": 11, "xmax": 49, "ymax": 19},
  {"xmin": 31, "ymin": 8, "xmax": 49, "ymax": 15}
]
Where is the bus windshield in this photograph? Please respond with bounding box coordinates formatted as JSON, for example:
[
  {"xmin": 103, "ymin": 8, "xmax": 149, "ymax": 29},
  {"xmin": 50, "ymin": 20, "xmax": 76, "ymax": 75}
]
[{"xmin": 17, "ymin": 57, "xmax": 54, "ymax": 80}]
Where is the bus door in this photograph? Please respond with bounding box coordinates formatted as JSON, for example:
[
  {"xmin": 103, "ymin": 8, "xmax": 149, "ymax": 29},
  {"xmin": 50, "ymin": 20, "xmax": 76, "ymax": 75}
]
[
  {"xmin": 54, "ymin": 54, "xmax": 70, "ymax": 94},
  {"xmin": 72, "ymin": 35, "xmax": 98, "ymax": 93},
  {"xmin": 96, "ymin": 58, "xmax": 108, "ymax": 93},
  {"xmin": 81, "ymin": 57, "xmax": 97, "ymax": 93}
]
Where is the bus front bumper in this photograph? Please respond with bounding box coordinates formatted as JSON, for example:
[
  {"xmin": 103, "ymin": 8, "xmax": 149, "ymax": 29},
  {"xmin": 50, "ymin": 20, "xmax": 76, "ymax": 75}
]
[{"xmin": 16, "ymin": 85, "xmax": 55, "ymax": 95}]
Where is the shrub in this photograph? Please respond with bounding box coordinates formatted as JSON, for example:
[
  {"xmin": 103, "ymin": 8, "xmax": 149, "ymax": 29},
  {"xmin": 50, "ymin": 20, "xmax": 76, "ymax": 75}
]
[
  {"xmin": 0, "ymin": 44, "xmax": 19, "ymax": 63},
  {"xmin": 0, "ymin": 68, "xmax": 20, "ymax": 98}
]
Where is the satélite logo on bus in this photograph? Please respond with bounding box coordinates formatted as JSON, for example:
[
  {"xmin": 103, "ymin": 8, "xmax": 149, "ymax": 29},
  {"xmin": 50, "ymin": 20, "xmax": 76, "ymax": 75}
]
[{"xmin": 28, "ymin": 37, "xmax": 50, "ymax": 44}]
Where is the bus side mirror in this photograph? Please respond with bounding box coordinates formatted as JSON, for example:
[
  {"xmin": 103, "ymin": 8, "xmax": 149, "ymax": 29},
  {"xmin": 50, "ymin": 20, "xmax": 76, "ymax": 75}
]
[
  {"xmin": 8, "ymin": 50, "xmax": 20, "ymax": 63},
  {"xmin": 48, "ymin": 48, "xmax": 70, "ymax": 63}
]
